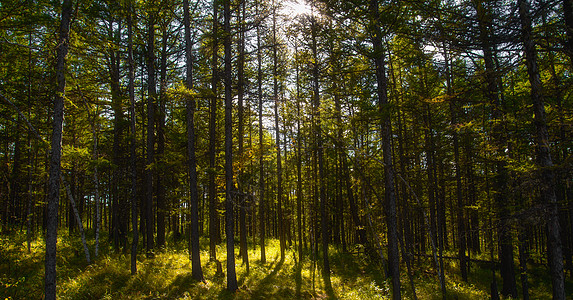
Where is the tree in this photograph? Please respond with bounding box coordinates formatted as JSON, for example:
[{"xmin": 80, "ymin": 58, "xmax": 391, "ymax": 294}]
[
  {"xmin": 518, "ymin": 0, "xmax": 565, "ymax": 298},
  {"xmin": 223, "ymin": 0, "xmax": 238, "ymax": 292},
  {"xmin": 145, "ymin": 4, "xmax": 157, "ymax": 257},
  {"xmin": 45, "ymin": 0, "xmax": 73, "ymax": 298},
  {"xmin": 183, "ymin": 0, "xmax": 205, "ymax": 282},
  {"xmin": 369, "ymin": 0, "xmax": 401, "ymax": 298},
  {"xmin": 209, "ymin": 0, "xmax": 221, "ymax": 262}
]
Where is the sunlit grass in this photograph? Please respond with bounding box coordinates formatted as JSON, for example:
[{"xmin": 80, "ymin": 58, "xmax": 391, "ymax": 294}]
[{"xmin": 1, "ymin": 232, "xmax": 570, "ymax": 299}]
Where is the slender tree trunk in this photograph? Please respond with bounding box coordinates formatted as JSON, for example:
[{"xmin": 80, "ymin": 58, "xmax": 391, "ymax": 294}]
[
  {"xmin": 45, "ymin": 1, "xmax": 72, "ymax": 298},
  {"xmin": 223, "ymin": 0, "xmax": 238, "ymax": 292},
  {"xmin": 447, "ymin": 62, "xmax": 468, "ymax": 282},
  {"xmin": 272, "ymin": 3, "xmax": 285, "ymax": 261},
  {"xmin": 473, "ymin": 1, "xmax": 517, "ymax": 296},
  {"xmin": 183, "ymin": 0, "xmax": 204, "ymax": 281},
  {"xmin": 295, "ymin": 45, "xmax": 304, "ymax": 263},
  {"xmin": 156, "ymin": 24, "xmax": 168, "ymax": 249},
  {"xmin": 257, "ymin": 0, "xmax": 266, "ymax": 263},
  {"xmin": 127, "ymin": 0, "xmax": 138, "ymax": 274},
  {"xmin": 145, "ymin": 12, "xmax": 156, "ymax": 257},
  {"xmin": 209, "ymin": 0, "xmax": 220, "ymax": 261},
  {"xmin": 62, "ymin": 175, "xmax": 91, "ymax": 263},
  {"xmin": 519, "ymin": 1, "xmax": 565, "ymax": 298},
  {"xmin": 308, "ymin": 12, "xmax": 332, "ymax": 290},
  {"xmin": 110, "ymin": 20, "xmax": 124, "ymax": 251},
  {"xmin": 237, "ymin": 0, "xmax": 249, "ymax": 271},
  {"xmin": 370, "ymin": 0, "xmax": 400, "ymax": 298}
]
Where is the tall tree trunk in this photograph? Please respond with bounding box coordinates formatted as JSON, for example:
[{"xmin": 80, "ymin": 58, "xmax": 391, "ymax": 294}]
[
  {"xmin": 447, "ymin": 61, "xmax": 468, "ymax": 282},
  {"xmin": 309, "ymin": 12, "xmax": 332, "ymax": 290},
  {"xmin": 237, "ymin": 0, "xmax": 249, "ymax": 271},
  {"xmin": 156, "ymin": 23, "xmax": 168, "ymax": 249},
  {"xmin": 45, "ymin": 0, "xmax": 72, "ymax": 298},
  {"xmin": 257, "ymin": 0, "xmax": 266, "ymax": 264},
  {"xmin": 223, "ymin": 0, "xmax": 238, "ymax": 292},
  {"xmin": 473, "ymin": 0, "xmax": 517, "ymax": 296},
  {"xmin": 9, "ymin": 116, "xmax": 22, "ymax": 227},
  {"xmin": 110, "ymin": 18, "xmax": 124, "ymax": 251},
  {"xmin": 127, "ymin": 0, "xmax": 138, "ymax": 274},
  {"xmin": 518, "ymin": 1, "xmax": 565, "ymax": 298},
  {"xmin": 272, "ymin": 3, "xmax": 286, "ymax": 261},
  {"xmin": 295, "ymin": 45, "xmax": 304, "ymax": 264},
  {"xmin": 209, "ymin": 0, "xmax": 220, "ymax": 261},
  {"xmin": 145, "ymin": 12, "xmax": 156, "ymax": 257},
  {"xmin": 370, "ymin": 0, "xmax": 400, "ymax": 298},
  {"xmin": 183, "ymin": 0, "xmax": 205, "ymax": 281}
]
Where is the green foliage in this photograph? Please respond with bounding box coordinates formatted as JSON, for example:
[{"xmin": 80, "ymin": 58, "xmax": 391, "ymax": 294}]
[{"xmin": 3, "ymin": 233, "xmax": 568, "ymax": 299}]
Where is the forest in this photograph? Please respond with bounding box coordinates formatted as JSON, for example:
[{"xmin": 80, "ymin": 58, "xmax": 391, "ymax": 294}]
[{"xmin": 1, "ymin": 0, "xmax": 572, "ymax": 299}]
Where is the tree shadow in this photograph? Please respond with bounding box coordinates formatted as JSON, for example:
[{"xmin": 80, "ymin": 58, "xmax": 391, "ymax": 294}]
[
  {"xmin": 250, "ymin": 256, "xmax": 285, "ymax": 299},
  {"xmin": 165, "ymin": 272, "xmax": 201, "ymax": 298}
]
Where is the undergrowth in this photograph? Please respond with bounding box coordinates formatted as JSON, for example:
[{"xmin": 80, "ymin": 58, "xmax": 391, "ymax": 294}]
[{"xmin": 0, "ymin": 231, "xmax": 570, "ymax": 299}]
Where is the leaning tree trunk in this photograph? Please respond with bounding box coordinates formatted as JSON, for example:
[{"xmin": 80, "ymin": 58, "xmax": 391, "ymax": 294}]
[
  {"xmin": 518, "ymin": 1, "xmax": 565, "ymax": 298},
  {"xmin": 45, "ymin": 0, "xmax": 72, "ymax": 298},
  {"xmin": 62, "ymin": 175, "xmax": 91, "ymax": 264}
]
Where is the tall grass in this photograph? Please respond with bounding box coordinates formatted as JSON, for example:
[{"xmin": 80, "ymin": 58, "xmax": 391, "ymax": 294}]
[{"xmin": 1, "ymin": 232, "xmax": 569, "ymax": 299}]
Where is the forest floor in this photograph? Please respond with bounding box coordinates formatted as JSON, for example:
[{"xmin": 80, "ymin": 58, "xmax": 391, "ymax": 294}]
[{"xmin": 1, "ymin": 232, "xmax": 570, "ymax": 299}]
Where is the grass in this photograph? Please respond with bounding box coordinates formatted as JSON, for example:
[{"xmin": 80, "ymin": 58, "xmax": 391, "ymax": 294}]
[{"xmin": 1, "ymin": 232, "xmax": 570, "ymax": 299}]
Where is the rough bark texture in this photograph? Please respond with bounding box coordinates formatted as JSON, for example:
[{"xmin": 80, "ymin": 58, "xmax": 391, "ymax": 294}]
[
  {"xmin": 183, "ymin": 0, "xmax": 204, "ymax": 282},
  {"xmin": 237, "ymin": 0, "xmax": 249, "ymax": 271},
  {"xmin": 272, "ymin": 6, "xmax": 286, "ymax": 261},
  {"xmin": 223, "ymin": 0, "xmax": 238, "ymax": 292},
  {"xmin": 370, "ymin": 0, "xmax": 401, "ymax": 298},
  {"xmin": 45, "ymin": 0, "xmax": 72, "ymax": 298},
  {"xmin": 209, "ymin": 0, "xmax": 220, "ymax": 261},
  {"xmin": 127, "ymin": 0, "xmax": 138, "ymax": 275},
  {"xmin": 257, "ymin": 0, "xmax": 266, "ymax": 263},
  {"xmin": 518, "ymin": 1, "xmax": 565, "ymax": 298},
  {"xmin": 145, "ymin": 13, "xmax": 156, "ymax": 257},
  {"xmin": 473, "ymin": 0, "xmax": 517, "ymax": 296}
]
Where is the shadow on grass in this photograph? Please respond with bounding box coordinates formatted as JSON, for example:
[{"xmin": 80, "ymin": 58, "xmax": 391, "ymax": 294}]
[
  {"xmin": 250, "ymin": 256, "xmax": 285, "ymax": 299},
  {"xmin": 165, "ymin": 272, "xmax": 201, "ymax": 298}
]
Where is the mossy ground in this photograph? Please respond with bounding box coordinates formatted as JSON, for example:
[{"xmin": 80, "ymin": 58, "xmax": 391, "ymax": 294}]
[{"xmin": 1, "ymin": 232, "xmax": 570, "ymax": 299}]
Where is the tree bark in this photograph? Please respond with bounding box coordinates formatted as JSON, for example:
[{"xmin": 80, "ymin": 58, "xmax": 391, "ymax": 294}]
[
  {"xmin": 156, "ymin": 23, "xmax": 169, "ymax": 249},
  {"xmin": 473, "ymin": 0, "xmax": 517, "ymax": 296},
  {"xmin": 237, "ymin": 0, "xmax": 249, "ymax": 271},
  {"xmin": 127, "ymin": 0, "xmax": 138, "ymax": 275},
  {"xmin": 223, "ymin": 0, "xmax": 238, "ymax": 292},
  {"xmin": 369, "ymin": 0, "xmax": 401, "ymax": 298},
  {"xmin": 257, "ymin": 0, "xmax": 266, "ymax": 264},
  {"xmin": 145, "ymin": 11, "xmax": 156, "ymax": 257},
  {"xmin": 45, "ymin": 0, "xmax": 72, "ymax": 298},
  {"xmin": 518, "ymin": 1, "xmax": 565, "ymax": 298},
  {"xmin": 209, "ymin": 0, "xmax": 220, "ymax": 261},
  {"xmin": 183, "ymin": 0, "xmax": 205, "ymax": 282},
  {"xmin": 272, "ymin": 3, "xmax": 286, "ymax": 261}
]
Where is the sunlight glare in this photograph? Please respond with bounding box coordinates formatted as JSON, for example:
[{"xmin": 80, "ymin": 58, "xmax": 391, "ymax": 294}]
[{"xmin": 282, "ymin": 0, "xmax": 314, "ymax": 17}]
